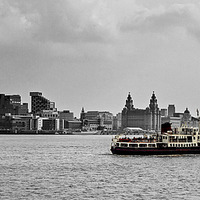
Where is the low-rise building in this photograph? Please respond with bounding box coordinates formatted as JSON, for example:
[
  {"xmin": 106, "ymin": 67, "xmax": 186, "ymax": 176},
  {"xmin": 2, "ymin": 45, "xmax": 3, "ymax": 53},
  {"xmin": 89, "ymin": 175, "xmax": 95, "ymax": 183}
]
[
  {"xmin": 80, "ymin": 108, "xmax": 113, "ymax": 130},
  {"xmin": 113, "ymin": 113, "xmax": 122, "ymax": 130},
  {"xmin": 161, "ymin": 107, "xmax": 199, "ymax": 129},
  {"xmin": 59, "ymin": 110, "xmax": 74, "ymax": 121}
]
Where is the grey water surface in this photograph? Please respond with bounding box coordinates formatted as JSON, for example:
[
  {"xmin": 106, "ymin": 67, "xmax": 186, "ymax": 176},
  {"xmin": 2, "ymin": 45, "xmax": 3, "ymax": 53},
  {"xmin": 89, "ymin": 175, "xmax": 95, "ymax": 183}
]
[{"xmin": 0, "ymin": 135, "xmax": 200, "ymax": 200}]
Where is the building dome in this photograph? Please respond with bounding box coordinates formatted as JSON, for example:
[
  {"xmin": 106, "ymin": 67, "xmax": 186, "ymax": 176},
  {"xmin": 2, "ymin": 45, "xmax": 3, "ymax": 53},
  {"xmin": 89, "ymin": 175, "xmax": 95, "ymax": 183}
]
[{"xmin": 184, "ymin": 108, "xmax": 190, "ymax": 114}]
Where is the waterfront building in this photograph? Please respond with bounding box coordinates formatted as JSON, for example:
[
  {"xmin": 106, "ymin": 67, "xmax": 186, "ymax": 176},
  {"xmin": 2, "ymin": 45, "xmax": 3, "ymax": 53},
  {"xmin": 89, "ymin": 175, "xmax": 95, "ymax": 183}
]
[
  {"xmin": 30, "ymin": 92, "xmax": 55, "ymax": 114},
  {"xmin": 98, "ymin": 111, "xmax": 113, "ymax": 130},
  {"xmin": 58, "ymin": 110, "xmax": 74, "ymax": 131},
  {"xmin": 113, "ymin": 113, "xmax": 122, "ymax": 130},
  {"xmin": 65, "ymin": 120, "xmax": 82, "ymax": 130},
  {"xmin": 161, "ymin": 116, "xmax": 181, "ymax": 129},
  {"xmin": 36, "ymin": 117, "xmax": 47, "ymax": 130},
  {"xmin": 41, "ymin": 110, "xmax": 59, "ymax": 119},
  {"xmin": 11, "ymin": 114, "xmax": 33, "ymax": 131},
  {"xmin": 181, "ymin": 108, "xmax": 198, "ymax": 127},
  {"xmin": 37, "ymin": 109, "xmax": 74, "ymax": 131},
  {"xmin": 161, "ymin": 107, "xmax": 198, "ymax": 129},
  {"xmin": 161, "ymin": 105, "xmax": 179, "ymax": 128},
  {"xmin": 59, "ymin": 110, "xmax": 74, "ymax": 121},
  {"xmin": 0, "ymin": 94, "xmax": 28, "ymax": 116},
  {"xmin": 18, "ymin": 103, "xmax": 29, "ymax": 115},
  {"xmin": 161, "ymin": 109, "xmax": 167, "ymax": 117},
  {"xmin": 121, "ymin": 92, "xmax": 161, "ymax": 131},
  {"xmin": 0, "ymin": 113, "xmax": 12, "ymax": 130},
  {"xmin": 0, "ymin": 94, "xmax": 29, "ymax": 130},
  {"xmin": 30, "ymin": 92, "xmax": 75, "ymax": 131},
  {"xmin": 42, "ymin": 119, "xmax": 60, "ymax": 131},
  {"xmin": 32, "ymin": 116, "xmax": 60, "ymax": 131},
  {"xmin": 80, "ymin": 109, "xmax": 113, "ymax": 130}
]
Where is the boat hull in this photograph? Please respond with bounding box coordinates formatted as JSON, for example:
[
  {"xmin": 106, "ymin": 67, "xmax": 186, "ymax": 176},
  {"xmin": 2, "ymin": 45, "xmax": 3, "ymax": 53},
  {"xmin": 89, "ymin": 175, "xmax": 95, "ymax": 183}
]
[{"xmin": 111, "ymin": 146, "xmax": 200, "ymax": 155}]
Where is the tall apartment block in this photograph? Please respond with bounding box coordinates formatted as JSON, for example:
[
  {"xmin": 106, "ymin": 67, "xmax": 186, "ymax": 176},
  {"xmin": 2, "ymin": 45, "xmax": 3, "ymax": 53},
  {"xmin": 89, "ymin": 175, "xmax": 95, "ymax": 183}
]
[
  {"xmin": 168, "ymin": 105, "xmax": 175, "ymax": 117},
  {"xmin": 30, "ymin": 92, "xmax": 51, "ymax": 114}
]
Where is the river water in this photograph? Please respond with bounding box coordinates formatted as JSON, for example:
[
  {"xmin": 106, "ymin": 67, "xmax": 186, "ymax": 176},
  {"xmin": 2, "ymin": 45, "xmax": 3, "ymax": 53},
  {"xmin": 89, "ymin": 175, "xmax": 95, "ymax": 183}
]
[{"xmin": 0, "ymin": 135, "xmax": 200, "ymax": 200}]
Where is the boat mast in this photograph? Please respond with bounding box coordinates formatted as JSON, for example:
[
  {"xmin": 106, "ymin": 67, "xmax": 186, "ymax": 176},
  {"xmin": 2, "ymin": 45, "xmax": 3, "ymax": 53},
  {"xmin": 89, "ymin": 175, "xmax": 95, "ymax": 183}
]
[{"xmin": 197, "ymin": 109, "xmax": 200, "ymax": 130}]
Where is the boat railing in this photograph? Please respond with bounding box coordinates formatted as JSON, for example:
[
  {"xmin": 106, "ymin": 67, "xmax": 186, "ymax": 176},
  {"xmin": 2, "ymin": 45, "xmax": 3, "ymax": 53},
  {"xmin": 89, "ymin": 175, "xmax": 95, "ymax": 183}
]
[
  {"xmin": 116, "ymin": 142, "xmax": 157, "ymax": 148},
  {"xmin": 117, "ymin": 138, "xmax": 157, "ymax": 143}
]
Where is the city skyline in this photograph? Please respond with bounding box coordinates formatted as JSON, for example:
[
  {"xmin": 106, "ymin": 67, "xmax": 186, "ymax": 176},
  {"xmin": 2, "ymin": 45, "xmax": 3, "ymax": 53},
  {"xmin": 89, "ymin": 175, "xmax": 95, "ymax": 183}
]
[
  {"xmin": 1, "ymin": 90, "xmax": 197, "ymax": 119},
  {"xmin": 1, "ymin": 0, "xmax": 200, "ymax": 118}
]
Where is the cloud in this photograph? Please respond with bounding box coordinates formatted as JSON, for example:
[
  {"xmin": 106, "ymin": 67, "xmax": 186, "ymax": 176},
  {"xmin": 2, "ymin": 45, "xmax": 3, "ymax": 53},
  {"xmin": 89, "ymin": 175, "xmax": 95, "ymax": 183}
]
[
  {"xmin": 1, "ymin": 0, "xmax": 200, "ymax": 69},
  {"xmin": 120, "ymin": 3, "xmax": 200, "ymax": 40},
  {"xmin": 0, "ymin": 0, "xmax": 117, "ymax": 44},
  {"xmin": 1, "ymin": 1, "xmax": 200, "ymax": 46},
  {"xmin": 0, "ymin": 0, "xmax": 120, "ymax": 70}
]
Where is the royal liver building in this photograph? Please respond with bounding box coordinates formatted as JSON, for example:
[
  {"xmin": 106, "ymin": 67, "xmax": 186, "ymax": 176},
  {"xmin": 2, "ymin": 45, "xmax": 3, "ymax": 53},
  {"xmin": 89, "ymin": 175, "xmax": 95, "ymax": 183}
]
[{"xmin": 121, "ymin": 91, "xmax": 161, "ymax": 131}]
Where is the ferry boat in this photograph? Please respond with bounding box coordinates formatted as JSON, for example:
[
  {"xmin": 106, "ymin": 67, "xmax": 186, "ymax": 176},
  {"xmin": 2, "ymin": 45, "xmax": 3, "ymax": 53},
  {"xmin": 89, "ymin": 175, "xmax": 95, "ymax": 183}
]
[{"xmin": 110, "ymin": 123, "xmax": 200, "ymax": 155}]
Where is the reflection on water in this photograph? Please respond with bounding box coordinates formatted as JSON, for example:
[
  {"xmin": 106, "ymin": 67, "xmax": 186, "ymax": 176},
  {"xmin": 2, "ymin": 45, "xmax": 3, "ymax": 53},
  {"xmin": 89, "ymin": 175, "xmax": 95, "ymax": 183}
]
[{"xmin": 0, "ymin": 135, "xmax": 200, "ymax": 199}]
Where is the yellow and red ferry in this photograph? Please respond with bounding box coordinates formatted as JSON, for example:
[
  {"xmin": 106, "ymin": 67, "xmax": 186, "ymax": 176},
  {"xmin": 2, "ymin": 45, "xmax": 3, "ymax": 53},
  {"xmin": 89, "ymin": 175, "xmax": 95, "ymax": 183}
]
[{"xmin": 111, "ymin": 123, "xmax": 200, "ymax": 155}]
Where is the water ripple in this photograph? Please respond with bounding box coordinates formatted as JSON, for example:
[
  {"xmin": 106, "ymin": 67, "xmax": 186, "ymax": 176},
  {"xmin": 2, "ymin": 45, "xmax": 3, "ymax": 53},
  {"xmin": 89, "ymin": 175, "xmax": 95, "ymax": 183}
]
[{"xmin": 0, "ymin": 135, "xmax": 200, "ymax": 199}]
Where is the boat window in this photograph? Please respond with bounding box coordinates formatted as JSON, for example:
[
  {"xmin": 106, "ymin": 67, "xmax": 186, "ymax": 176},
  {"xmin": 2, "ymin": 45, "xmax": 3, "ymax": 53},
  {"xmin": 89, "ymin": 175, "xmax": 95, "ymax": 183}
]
[
  {"xmin": 148, "ymin": 144, "xmax": 155, "ymax": 147},
  {"xmin": 129, "ymin": 144, "xmax": 138, "ymax": 148},
  {"xmin": 116, "ymin": 143, "xmax": 119, "ymax": 147},
  {"xmin": 139, "ymin": 144, "xmax": 147, "ymax": 148},
  {"xmin": 187, "ymin": 136, "xmax": 192, "ymax": 142},
  {"xmin": 121, "ymin": 143, "xmax": 128, "ymax": 147}
]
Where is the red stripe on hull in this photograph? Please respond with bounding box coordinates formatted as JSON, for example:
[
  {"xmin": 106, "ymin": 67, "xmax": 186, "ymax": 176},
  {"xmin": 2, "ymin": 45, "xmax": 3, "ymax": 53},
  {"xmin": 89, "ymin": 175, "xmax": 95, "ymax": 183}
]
[{"xmin": 111, "ymin": 147, "xmax": 200, "ymax": 155}]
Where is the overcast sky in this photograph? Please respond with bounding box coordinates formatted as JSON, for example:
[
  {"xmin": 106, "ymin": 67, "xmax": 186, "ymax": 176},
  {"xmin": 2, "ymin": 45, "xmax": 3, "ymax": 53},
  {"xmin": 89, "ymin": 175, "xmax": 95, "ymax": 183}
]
[{"xmin": 1, "ymin": 0, "xmax": 200, "ymax": 117}]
